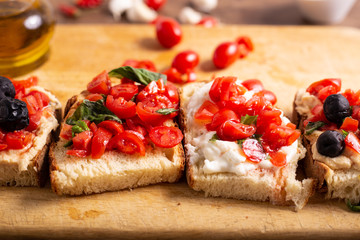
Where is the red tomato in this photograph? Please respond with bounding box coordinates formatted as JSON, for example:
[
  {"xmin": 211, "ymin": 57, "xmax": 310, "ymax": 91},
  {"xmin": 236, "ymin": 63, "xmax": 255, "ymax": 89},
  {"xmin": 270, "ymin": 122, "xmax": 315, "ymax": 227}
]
[
  {"xmin": 216, "ymin": 96, "xmax": 247, "ymax": 115},
  {"xmin": 106, "ymin": 95, "xmax": 136, "ymax": 119},
  {"xmin": 345, "ymin": 132, "xmax": 360, "ymax": 154},
  {"xmin": 136, "ymin": 96, "xmax": 174, "ymax": 125},
  {"xmin": 122, "ymin": 59, "xmax": 157, "ymax": 72},
  {"xmin": 212, "ymin": 42, "xmax": 239, "ymax": 69},
  {"xmin": 72, "ymin": 131, "xmax": 93, "ymax": 151},
  {"xmin": 238, "ymin": 44, "xmax": 249, "ymax": 59},
  {"xmin": 66, "ymin": 149, "xmax": 88, "ymax": 158},
  {"xmin": 241, "ymin": 79, "xmax": 264, "ymax": 92},
  {"xmin": 306, "ymin": 78, "xmax": 341, "ymax": 99},
  {"xmin": 91, "ymin": 127, "xmax": 113, "ymax": 159},
  {"xmin": 194, "ymin": 100, "xmax": 219, "ymax": 125},
  {"xmin": 22, "ymin": 95, "xmax": 39, "ymax": 115},
  {"xmin": 254, "ymin": 90, "xmax": 277, "ymax": 105},
  {"xmin": 26, "ymin": 91, "xmax": 50, "ymax": 108},
  {"xmin": 87, "ymin": 70, "xmax": 111, "ymax": 95},
  {"xmin": 111, "ymin": 130, "xmax": 146, "ymax": 156},
  {"xmin": 209, "ymin": 76, "xmax": 238, "ymax": 103},
  {"xmin": 137, "ymin": 79, "xmax": 166, "ymax": 102},
  {"xmin": 164, "ymin": 82, "xmax": 179, "ymax": 104},
  {"xmin": 262, "ymin": 124, "xmax": 300, "ymax": 151},
  {"xmin": 12, "ymin": 76, "xmax": 38, "ymax": 91},
  {"xmin": 217, "ymin": 120, "xmax": 256, "ymax": 141},
  {"xmin": 6, "ymin": 131, "xmax": 33, "ymax": 150},
  {"xmin": 26, "ymin": 111, "xmax": 43, "ymax": 132},
  {"xmin": 98, "ymin": 120, "xmax": 124, "ymax": 135},
  {"xmin": 144, "ymin": 0, "xmax": 166, "ymax": 11},
  {"xmin": 236, "ymin": 36, "xmax": 254, "ymax": 51},
  {"xmin": 342, "ymin": 89, "xmax": 360, "ymax": 106},
  {"xmin": 110, "ymin": 84, "xmax": 138, "ymax": 101},
  {"xmin": 125, "ymin": 116, "xmax": 149, "ymax": 136},
  {"xmin": 86, "ymin": 94, "xmax": 104, "ymax": 102},
  {"xmin": 171, "ymin": 50, "xmax": 200, "ymax": 74},
  {"xmin": 197, "ymin": 16, "xmax": 217, "ymax": 28},
  {"xmin": 269, "ymin": 151, "xmax": 287, "ymax": 167},
  {"xmin": 340, "ymin": 117, "xmax": 359, "ymax": 132},
  {"xmin": 256, "ymin": 109, "xmax": 282, "ymax": 134},
  {"xmin": 149, "ymin": 126, "xmax": 183, "ymax": 148},
  {"xmin": 242, "ymin": 139, "xmax": 265, "ymax": 163},
  {"xmin": 206, "ymin": 109, "xmax": 239, "ymax": 131},
  {"xmin": 60, "ymin": 124, "xmax": 73, "ymax": 140},
  {"xmin": 162, "ymin": 67, "xmax": 183, "ymax": 83},
  {"xmin": 156, "ymin": 18, "xmax": 182, "ymax": 48},
  {"xmin": 286, "ymin": 122, "xmax": 297, "ymax": 130},
  {"xmin": 352, "ymin": 106, "xmax": 360, "ymax": 122},
  {"xmin": 0, "ymin": 143, "xmax": 7, "ymax": 150},
  {"xmin": 245, "ymin": 95, "xmax": 272, "ymax": 116},
  {"xmin": 89, "ymin": 122, "xmax": 98, "ymax": 133}
]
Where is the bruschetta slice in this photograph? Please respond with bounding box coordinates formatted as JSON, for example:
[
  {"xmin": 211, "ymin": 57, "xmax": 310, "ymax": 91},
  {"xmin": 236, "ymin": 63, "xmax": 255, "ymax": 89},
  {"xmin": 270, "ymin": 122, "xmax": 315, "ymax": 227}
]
[
  {"xmin": 293, "ymin": 78, "xmax": 360, "ymax": 206},
  {"xmin": 0, "ymin": 76, "xmax": 61, "ymax": 187},
  {"xmin": 49, "ymin": 67, "xmax": 184, "ymax": 195},
  {"xmin": 181, "ymin": 77, "xmax": 315, "ymax": 210}
]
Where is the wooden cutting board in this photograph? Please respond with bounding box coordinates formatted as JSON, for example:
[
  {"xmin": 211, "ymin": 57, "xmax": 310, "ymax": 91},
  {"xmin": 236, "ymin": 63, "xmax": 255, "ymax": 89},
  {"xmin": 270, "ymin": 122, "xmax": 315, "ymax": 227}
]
[{"xmin": 2, "ymin": 25, "xmax": 360, "ymax": 240}]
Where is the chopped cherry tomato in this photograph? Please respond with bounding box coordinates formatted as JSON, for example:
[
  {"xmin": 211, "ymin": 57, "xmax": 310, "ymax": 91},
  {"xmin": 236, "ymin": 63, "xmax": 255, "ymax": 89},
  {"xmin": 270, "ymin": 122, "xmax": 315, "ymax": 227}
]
[
  {"xmin": 241, "ymin": 79, "xmax": 264, "ymax": 92},
  {"xmin": 149, "ymin": 126, "xmax": 183, "ymax": 148},
  {"xmin": 256, "ymin": 109, "xmax": 282, "ymax": 134},
  {"xmin": 164, "ymin": 82, "xmax": 179, "ymax": 104},
  {"xmin": 26, "ymin": 91, "xmax": 50, "ymax": 108},
  {"xmin": 72, "ymin": 131, "xmax": 93, "ymax": 151},
  {"xmin": 98, "ymin": 120, "xmax": 124, "ymax": 135},
  {"xmin": 238, "ymin": 44, "xmax": 249, "ymax": 59},
  {"xmin": 26, "ymin": 111, "xmax": 43, "ymax": 132},
  {"xmin": 340, "ymin": 117, "xmax": 359, "ymax": 132},
  {"xmin": 85, "ymin": 93, "xmax": 103, "ymax": 101},
  {"xmin": 112, "ymin": 130, "xmax": 146, "ymax": 156},
  {"xmin": 269, "ymin": 151, "xmax": 287, "ymax": 167},
  {"xmin": 87, "ymin": 70, "xmax": 111, "ymax": 95},
  {"xmin": 236, "ymin": 36, "xmax": 254, "ymax": 52},
  {"xmin": 254, "ymin": 90, "xmax": 277, "ymax": 105},
  {"xmin": 306, "ymin": 78, "xmax": 341, "ymax": 100},
  {"xmin": 110, "ymin": 84, "xmax": 138, "ymax": 101},
  {"xmin": 286, "ymin": 122, "xmax": 297, "ymax": 130},
  {"xmin": 197, "ymin": 16, "xmax": 217, "ymax": 28},
  {"xmin": 6, "ymin": 131, "xmax": 33, "ymax": 150},
  {"xmin": 194, "ymin": 100, "xmax": 219, "ymax": 125},
  {"xmin": 22, "ymin": 95, "xmax": 39, "ymax": 115},
  {"xmin": 162, "ymin": 68, "xmax": 196, "ymax": 84},
  {"xmin": 0, "ymin": 143, "xmax": 7, "ymax": 150},
  {"xmin": 12, "ymin": 76, "xmax": 38, "ymax": 90},
  {"xmin": 91, "ymin": 127, "xmax": 113, "ymax": 159},
  {"xmin": 106, "ymin": 95, "xmax": 136, "ymax": 119},
  {"xmin": 89, "ymin": 122, "xmax": 98, "ymax": 133},
  {"xmin": 216, "ymin": 96, "xmax": 247, "ymax": 116},
  {"xmin": 126, "ymin": 116, "xmax": 149, "ymax": 136},
  {"xmin": 217, "ymin": 120, "xmax": 256, "ymax": 141},
  {"xmin": 144, "ymin": 0, "xmax": 166, "ymax": 11},
  {"xmin": 60, "ymin": 124, "xmax": 73, "ymax": 140},
  {"xmin": 352, "ymin": 106, "xmax": 360, "ymax": 122},
  {"xmin": 345, "ymin": 132, "xmax": 360, "ymax": 154},
  {"xmin": 304, "ymin": 104, "xmax": 327, "ymax": 126},
  {"xmin": 212, "ymin": 42, "xmax": 239, "ymax": 69},
  {"xmin": 242, "ymin": 139, "xmax": 266, "ymax": 163},
  {"xmin": 66, "ymin": 149, "xmax": 88, "ymax": 158},
  {"xmin": 209, "ymin": 76, "xmax": 238, "ymax": 103},
  {"xmin": 122, "ymin": 59, "xmax": 157, "ymax": 72},
  {"xmin": 245, "ymin": 95, "xmax": 272, "ymax": 116},
  {"xmin": 156, "ymin": 18, "xmax": 182, "ymax": 48},
  {"xmin": 171, "ymin": 50, "xmax": 199, "ymax": 74},
  {"xmin": 262, "ymin": 124, "xmax": 300, "ymax": 151},
  {"xmin": 342, "ymin": 89, "xmax": 360, "ymax": 106},
  {"xmin": 137, "ymin": 79, "xmax": 166, "ymax": 102},
  {"xmin": 206, "ymin": 109, "xmax": 239, "ymax": 131},
  {"xmin": 136, "ymin": 95, "xmax": 175, "ymax": 125}
]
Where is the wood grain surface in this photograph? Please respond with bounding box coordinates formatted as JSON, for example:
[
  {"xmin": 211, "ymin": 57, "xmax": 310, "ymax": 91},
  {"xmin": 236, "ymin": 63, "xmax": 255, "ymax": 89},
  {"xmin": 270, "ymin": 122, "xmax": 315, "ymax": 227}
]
[{"xmin": 2, "ymin": 25, "xmax": 360, "ymax": 239}]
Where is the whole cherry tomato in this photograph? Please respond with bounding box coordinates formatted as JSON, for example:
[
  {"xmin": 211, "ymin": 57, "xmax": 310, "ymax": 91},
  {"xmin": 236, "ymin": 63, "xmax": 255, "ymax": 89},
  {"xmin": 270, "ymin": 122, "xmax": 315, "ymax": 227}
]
[
  {"xmin": 171, "ymin": 50, "xmax": 199, "ymax": 74},
  {"xmin": 156, "ymin": 18, "xmax": 182, "ymax": 48},
  {"xmin": 197, "ymin": 16, "xmax": 217, "ymax": 28},
  {"xmin": 212, "ymin": 42, "xmax": 239, "ymax": 69},
  {"xmin": 145, "ymin": 0, "xmax": 167, "ymax": 11}
]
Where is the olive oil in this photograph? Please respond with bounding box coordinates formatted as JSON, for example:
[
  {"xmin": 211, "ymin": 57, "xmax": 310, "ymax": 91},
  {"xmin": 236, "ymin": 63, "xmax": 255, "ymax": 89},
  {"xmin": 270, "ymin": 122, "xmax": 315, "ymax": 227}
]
[{"xmin": 0, "ymin": 0, "xmax": 55, "ymax": 77}]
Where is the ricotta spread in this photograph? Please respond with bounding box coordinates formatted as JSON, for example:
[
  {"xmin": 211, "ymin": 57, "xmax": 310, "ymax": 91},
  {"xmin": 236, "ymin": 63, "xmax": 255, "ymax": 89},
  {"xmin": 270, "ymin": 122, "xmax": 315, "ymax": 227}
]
[
  {"xmin": 186, "ymin": 80, "xmax": 301, "ymax": 175},
  {"xmin": 295, "ymin": 88, "xmax": 321, "ymax": 117}
]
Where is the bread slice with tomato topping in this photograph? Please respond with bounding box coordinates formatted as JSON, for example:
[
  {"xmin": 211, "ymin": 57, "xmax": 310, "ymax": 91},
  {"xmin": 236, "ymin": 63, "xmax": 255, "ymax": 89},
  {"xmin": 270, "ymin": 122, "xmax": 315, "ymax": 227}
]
[
  {"xmin": 293, "ymin": 78, "xmax": 360, "ymax": 206},
  {"xmin": 180, "ymin": 77, "xmax": 315, "ymax": 210},
  {"xmin": 49, "ymin": 67, "xmax": 185, "ymax": 195},
  {"xmin": 0, "ymin": 76, "xmax": 61, "ymax": 187}
]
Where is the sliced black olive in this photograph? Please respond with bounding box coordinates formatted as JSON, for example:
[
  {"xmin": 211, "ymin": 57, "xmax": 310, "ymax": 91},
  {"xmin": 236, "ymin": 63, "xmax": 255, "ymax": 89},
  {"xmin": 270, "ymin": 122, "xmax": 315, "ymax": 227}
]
[
  {"xmin": 0, "ymin": 98, "xmax": 29, "ymax": 131},
  {"xmin": 0, "ymin": 76, "xmax": 16, "ymax": 100},
  {"xmin": 323, "ymin": 94, "xmax": 351, "ymax": 124},
  {"xmin": 316, "ymin": 130, "xmax": 344, "ymax": 157}
]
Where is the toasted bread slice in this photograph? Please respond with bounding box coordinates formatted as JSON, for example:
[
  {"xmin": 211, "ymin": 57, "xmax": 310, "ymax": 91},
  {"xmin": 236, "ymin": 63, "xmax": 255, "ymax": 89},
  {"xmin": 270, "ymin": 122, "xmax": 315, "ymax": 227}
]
[
  {"xmin": 49, "ymin": 91, "xmax": 185, "ymax": 195},
  {"xmin": 0, "ymin": 87, "xmax": 61, "ymax": 187},
  {"xmin": 294, "ymin": 89, "xmax": 360, "ymax": 202},
  {"xmin": 180, "ymin": 81, "xmax": 315, "ymax": 210}
]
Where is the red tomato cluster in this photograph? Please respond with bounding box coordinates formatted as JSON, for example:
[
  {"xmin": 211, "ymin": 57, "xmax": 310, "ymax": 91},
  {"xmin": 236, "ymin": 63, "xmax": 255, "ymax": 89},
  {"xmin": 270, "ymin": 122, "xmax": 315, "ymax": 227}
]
[
  {"xmin": 162, "ymin": 50, "xmax": 199, "ymax": 84},
  {"xmin": 64, "ymin": 71, "xmax": 183, "ymax": 158},
  {"xmin": 213, "ymin": 36, "xmax": 254, "ymax": 69},
  {"xmin": 194, "ymin": 77, "xmax": 298, "ymax": 166}
]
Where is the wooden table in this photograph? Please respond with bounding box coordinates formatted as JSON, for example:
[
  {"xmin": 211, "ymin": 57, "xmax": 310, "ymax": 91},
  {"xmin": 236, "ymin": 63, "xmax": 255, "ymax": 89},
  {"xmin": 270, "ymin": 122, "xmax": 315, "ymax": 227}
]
[{"xmin": 2, "ymin": 24, "xmax": 360, "ymax": 239}]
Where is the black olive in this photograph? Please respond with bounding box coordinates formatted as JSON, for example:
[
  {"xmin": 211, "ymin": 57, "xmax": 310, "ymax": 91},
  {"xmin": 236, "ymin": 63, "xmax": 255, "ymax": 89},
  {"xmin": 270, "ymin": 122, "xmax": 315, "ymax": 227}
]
[
  {"xmin": 0, "ymin": 98, "xmax": 29, "ymax": 131},
  {"xmin": 323, "ymin": 94, "xmax": 351, "ymax": 124},
  {"xmin": 0, "ymin": 76, "xmax": 16, "ymax": 100},
  {"xmin": 316, "ymin": 130, "xmax": 345, "ymax": 157}
]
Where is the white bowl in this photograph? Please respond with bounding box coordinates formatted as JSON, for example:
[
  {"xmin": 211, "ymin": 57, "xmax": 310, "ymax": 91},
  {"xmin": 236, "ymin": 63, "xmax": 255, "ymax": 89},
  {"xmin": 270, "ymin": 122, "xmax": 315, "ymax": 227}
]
[{"xmin": 296, "ymin": 0, "xmax": 357, "ymax": 24}]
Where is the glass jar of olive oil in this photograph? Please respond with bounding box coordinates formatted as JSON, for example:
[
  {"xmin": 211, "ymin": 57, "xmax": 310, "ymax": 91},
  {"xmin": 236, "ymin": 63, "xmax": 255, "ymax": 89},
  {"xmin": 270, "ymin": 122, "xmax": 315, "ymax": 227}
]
[{"xmin": 0, "ymin": 0, "xmax": 55, "ymax": 77}]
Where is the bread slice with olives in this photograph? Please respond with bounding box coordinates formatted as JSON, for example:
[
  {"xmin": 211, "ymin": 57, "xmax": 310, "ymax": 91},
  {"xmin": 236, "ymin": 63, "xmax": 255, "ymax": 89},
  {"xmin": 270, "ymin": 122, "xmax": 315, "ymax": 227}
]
[
  {"xmin": 293, "ymin": 78, "xmax": 360, "ymax": 204},
  {"xmin": 180, "ymin": 77, "xmax": 315, "ymax": 211},
  {"xmin": 49, "ymin": 68, "xmax": 185, "ymax": 195},
  {"xmin": 0, "ymin": 76, "xmax": 61, "ymax": 187}
]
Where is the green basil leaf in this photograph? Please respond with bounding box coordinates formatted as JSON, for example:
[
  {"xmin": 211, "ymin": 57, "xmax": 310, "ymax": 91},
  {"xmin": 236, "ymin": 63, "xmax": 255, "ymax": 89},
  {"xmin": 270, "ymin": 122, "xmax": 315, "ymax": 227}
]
[
  {"xmin": 241, "ymin": 114, "xmax": 258, "ymax": 125},
  {"xmin": 108, "ymin": 66, "xmax": 167, "ymax": 85},
  {"xmin": 305, "ymin": 121, "xmax": 325, "ymax": 135},
  {"xmin": 66, "ymin": 99, "xmax": 121, "ymax": 125},
  {"xmin": 209, "ymin": 134, "xmax": 219, "ymax": 142},
  {"xmin": 237, "ymin": 139, "xmax": 246, "ymax": 147},
  {"xmin": 64, "ymin": 140, "xmax": 73, "ymax": 148},
  {"xmin": 346, "ymin": 199, "xmax": 360, "ymax": 212},
  {"xmin": 342, "ymin": 129, "xmax": 349, "ymax": 138},
  {"xmin": 156, "ymin": 108, "xmax": 178, "ymax": 115}
]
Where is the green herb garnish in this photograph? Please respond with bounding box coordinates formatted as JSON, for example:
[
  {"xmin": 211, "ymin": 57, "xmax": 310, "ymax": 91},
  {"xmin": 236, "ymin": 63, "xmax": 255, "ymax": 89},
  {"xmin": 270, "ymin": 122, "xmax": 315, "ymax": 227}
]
[
  {"xmin": 156, "ymin": 108, "xmax": 179, "ymax": 115},
  {"xmin": 209, "ymin": 134, "xmax": 219, "ymax": 142},
  {"xmin": 305, "ymin": 121, "xmax": 325, "ymax": 135},
  {"xmin": 108, "ymin": 66, "xmax": 167, "ymax": 85},
  {"xmin": 342, "ymin": 129, "xmax": 349, "ymax": 138},
  {"xmin": 64, "ymin": 140, "xmax": 73, "ymax": 147},
  {"xmin": 241, "ymin": 114, "xmax": 258, "ymax": 125},
  {"xmin": 346, "ymin": 199, "xmax": 360, "ymax": 212}
]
